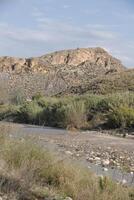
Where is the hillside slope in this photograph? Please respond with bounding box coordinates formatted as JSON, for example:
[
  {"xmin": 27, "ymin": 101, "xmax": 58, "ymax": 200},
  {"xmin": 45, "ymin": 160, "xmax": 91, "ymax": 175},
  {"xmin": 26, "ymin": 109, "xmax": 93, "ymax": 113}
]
[
  {"xmin": 0, "ymin": 47, "xmax": 133, "ymax": 98},
  {"xmin": 62, "ymin": 69, "xmax": 134, "ymax": 95}
]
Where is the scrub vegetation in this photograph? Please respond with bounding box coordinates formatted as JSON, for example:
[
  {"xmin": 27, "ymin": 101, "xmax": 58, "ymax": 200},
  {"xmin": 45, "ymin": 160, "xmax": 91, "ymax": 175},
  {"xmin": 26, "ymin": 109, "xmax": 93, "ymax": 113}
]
[
  {"xmin": 0, "ymin": 92, "xmax": 134, "ymax": 130},
  {"xmin": 0, "ymin": 124, "xmax": 134, "ymax": 200}
]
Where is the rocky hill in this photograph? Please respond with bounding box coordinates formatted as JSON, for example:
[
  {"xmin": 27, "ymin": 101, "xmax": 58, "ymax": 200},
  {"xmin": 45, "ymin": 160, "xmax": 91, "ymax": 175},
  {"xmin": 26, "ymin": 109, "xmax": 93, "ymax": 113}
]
[
  {"xmin": 0, "ymin": 47, "xmax": 125, "ymax": 74},
  {"xmin": 0, "ymin": 47, "xmax": 133, "ymax": 98}
]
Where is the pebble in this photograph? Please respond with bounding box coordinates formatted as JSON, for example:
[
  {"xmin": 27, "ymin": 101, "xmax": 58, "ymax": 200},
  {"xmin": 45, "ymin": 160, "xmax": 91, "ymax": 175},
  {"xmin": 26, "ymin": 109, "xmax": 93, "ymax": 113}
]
[
  {"xmin": 94, "ymin": 157, "xmax": 101, "ymax": 161},
  {"xmin": 94, "ymin": 157, "xmax": 101, "ymax": 165},
  {"xmin": 64, "ymin": 197, "xmax": 73, "ymax": 200},
  {"xmin": 103, "ymin": 167, "xmax": 108, "ymax": 172},
  {"xmin": 65, "ymin": 151, "xmax": 73, "ymax": 156},
  {"xmin": 122, "ymin": 179, "xmax": 127, "ymax": 185},
  {"xmin": 102, "ymin": 159, "xmax": 110, "ymax": 166},
  {"xmin": 86, "ymin": 157, "xmax": 94, "ymax": 162}
]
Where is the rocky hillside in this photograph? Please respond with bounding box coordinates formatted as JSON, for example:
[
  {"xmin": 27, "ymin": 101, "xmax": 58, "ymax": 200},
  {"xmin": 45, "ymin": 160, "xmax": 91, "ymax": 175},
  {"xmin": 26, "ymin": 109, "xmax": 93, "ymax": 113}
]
[
  {"xmin": 0, "ymin": 47, "xmax": 133, "ymax": 98},
  {"xmin": 63, "ymin": 69, "xmax": 134, "ymax": 95}
]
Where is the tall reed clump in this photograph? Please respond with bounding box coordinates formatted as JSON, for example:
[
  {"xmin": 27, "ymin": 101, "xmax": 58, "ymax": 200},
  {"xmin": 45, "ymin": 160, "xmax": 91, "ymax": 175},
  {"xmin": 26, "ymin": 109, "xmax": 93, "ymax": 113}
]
[{"xmin": 65, "ymin": 100, "xmax": 87, "ymax": 129}]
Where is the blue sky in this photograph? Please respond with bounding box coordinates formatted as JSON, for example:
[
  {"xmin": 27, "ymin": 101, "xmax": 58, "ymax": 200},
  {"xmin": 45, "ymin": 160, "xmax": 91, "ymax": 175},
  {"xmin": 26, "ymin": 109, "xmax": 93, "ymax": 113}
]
[{"xmin": 0, "ymin": 0, "xmax": 134, "ymax": 67}]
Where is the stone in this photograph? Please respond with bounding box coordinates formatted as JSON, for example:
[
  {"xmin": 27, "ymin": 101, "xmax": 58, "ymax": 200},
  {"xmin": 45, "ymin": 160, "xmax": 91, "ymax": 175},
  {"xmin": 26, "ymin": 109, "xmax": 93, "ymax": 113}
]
[
  {"xmin": 94, "ymin": 157, "xmax": 101, "ymax": 161},
  {"xmin": 64, "ymin": 197, "xmax": 73, "ymax": 200},
  {"xmin": 103, "ymin": 167, "xmax": 108, "ymax": 172},
  {"xmin": 65, "ymin": 151, "xmax": 73, "ymax": 156},
  {"xmin": 86, "ymin": 157, "xmax": 94, "ymax": 162},
  {"xmin": 102, "ymin": 159, "xmax": 110, "ymax": 166}
]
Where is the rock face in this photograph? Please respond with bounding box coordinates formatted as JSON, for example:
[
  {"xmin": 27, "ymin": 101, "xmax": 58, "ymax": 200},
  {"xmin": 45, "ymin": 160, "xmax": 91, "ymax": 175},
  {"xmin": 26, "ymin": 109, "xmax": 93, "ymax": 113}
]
[
  {"xmin": 0, "ymin": 47, "xmax": 129, "ymax": 97},
  {"xmin": 0, "ymin": 47, "xmax": 125, "ymax": 74}
]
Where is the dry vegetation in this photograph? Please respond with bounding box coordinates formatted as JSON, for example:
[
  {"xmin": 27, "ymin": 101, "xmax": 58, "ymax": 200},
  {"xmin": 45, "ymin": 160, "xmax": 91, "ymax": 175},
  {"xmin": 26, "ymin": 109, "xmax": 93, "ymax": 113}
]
[
  {"xmin": 65, "ymin": 69, "xmax": 134, "ymax": 95},
  {"xmin": 0, "ymin": 124, "xmax": 134, "ymax": 200}
]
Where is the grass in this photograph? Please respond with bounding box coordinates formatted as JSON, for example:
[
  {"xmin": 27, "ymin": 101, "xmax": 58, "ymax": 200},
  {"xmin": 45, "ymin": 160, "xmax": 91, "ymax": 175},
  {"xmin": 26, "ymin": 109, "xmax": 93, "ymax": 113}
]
[
  {"xmin": 0, "ymin": 124, "xmax": 134, "ymax": 200},
  {"xmin": 64, "ymin": 100, "xmax": 87, "ymax": 129}
]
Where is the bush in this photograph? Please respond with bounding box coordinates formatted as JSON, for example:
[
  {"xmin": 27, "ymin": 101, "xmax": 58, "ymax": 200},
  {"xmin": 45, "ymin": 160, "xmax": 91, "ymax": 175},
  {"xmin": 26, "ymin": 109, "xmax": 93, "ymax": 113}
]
[
  {"xmin": 0, "ymin": 104, "xmax": 19, "ymax": 121},
  {"xmin": 30, "ymin": 98, "xmax": 87, "ymax": 129},
  {"xmin": 65, "ymin": 100, "xmax": 87, "ymax": 129},
  {"xmin": 83, "ymin": 94, "xmax": 103, "ymax": 111},
  {"xmin": 107, "ymin": 105, "xmax": 134, "ymax": 128},
  {"xmin": 1, "ymin": 92, "xmax": 134, "ymax": 130},
  {"xmin": 40, "ymin": 101, "xmax": 67, "ymax": 127},
  {"xmin": 17, "ymin": 101, "xmax": 43, "ymax": 124}
]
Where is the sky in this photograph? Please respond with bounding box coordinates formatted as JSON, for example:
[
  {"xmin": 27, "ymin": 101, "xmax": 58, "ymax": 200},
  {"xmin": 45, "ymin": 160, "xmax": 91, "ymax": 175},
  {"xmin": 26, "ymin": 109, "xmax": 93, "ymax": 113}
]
[{"xmin": 0, "ymin": 0, "xmax": 134, "ymax": 67}]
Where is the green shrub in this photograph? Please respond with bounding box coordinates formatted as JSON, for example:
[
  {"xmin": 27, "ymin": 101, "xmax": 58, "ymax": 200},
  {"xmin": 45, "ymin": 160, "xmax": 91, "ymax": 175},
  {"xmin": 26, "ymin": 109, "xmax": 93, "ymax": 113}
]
[
  {"xmin": 40, "ymin": 101, "xmax": 67, "ymax": 127},
  {"xmin": 107, "ymin": 105, "xmax": 134, "ymax": 128},
  {"xmin": 84, "ymin": 95, "xmax": 103, "ymax": 111},
  {"xmin": 17, "ymin": 101, "xmax": 43, "ymax": 124},
  {"xmin": 35, "ymin": 99, "xmax": 87, "ymax": 129},
  {"xmin": 0, "ymin": 104, "xmax": 19, "ymax": 120},
  {"xmin": 1, "ymin": 92, "xmax": 134, "ymax": 130}
]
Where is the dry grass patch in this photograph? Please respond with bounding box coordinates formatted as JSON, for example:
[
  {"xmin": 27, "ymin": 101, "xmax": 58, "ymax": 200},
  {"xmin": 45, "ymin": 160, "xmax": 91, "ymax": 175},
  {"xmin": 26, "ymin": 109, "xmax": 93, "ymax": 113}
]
[{"xmin": 0, "ymin": 125, "xmax": 133, "ymax": 200}]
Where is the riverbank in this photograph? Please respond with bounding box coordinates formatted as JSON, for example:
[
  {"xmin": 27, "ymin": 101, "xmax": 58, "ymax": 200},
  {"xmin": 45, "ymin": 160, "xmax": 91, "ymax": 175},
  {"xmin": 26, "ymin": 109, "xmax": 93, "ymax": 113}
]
[
  {"xmin": 1, "ymin": 122, "xmax": 134, "ymax": 185},
  {"xmin": 0, "ymin": 122, "xmax": 134, "ymax": 200}
]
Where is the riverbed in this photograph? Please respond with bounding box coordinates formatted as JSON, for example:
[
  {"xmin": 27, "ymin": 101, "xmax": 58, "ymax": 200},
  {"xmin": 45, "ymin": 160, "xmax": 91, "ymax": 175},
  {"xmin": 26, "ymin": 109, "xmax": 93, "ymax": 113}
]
[{"xmin": 1, "ymin": 122, "xmax": 134, "ymax": 186}]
